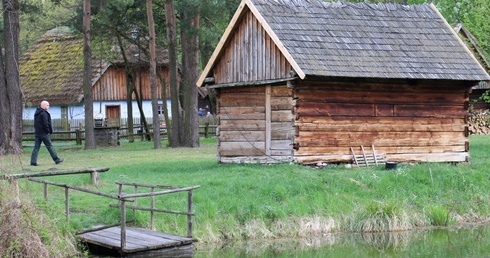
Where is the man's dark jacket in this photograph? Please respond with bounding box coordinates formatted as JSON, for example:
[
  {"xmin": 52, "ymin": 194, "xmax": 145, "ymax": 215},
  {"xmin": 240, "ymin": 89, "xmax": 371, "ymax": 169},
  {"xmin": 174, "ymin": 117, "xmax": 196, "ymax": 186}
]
[{"xmin": 34, "ymin": 107, "xmax": 53, "ymax": 135}]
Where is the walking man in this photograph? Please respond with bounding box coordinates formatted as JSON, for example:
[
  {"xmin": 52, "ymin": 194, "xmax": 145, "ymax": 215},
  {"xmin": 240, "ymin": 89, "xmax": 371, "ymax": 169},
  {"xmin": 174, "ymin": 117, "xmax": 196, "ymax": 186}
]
[{"xmin": 30, "ymin": 100, "xmax": 64, "ymax": 166}]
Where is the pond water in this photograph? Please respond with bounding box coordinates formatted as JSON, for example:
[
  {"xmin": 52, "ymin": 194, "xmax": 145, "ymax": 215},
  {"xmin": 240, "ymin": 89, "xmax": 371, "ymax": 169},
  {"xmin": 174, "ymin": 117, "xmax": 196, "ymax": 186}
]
[{"xmin": 194, "ymin": 225, "xmax": 490, "ymax": 258}]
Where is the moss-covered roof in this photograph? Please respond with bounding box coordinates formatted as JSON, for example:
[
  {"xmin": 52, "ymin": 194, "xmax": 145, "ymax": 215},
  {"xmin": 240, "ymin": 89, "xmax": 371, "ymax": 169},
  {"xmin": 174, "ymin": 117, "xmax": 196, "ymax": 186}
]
[
  {"xmin": 20, "ymin": 35, "xmax": 90, "ymax": 106},
  {"xmin": 20, "ymin": 32, "xmax": 170, "ymax": 106}
]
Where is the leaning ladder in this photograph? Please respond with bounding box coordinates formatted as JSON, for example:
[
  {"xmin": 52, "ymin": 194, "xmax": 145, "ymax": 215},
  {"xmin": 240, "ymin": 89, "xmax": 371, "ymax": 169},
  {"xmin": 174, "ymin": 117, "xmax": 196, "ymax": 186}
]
[{"xmin": 350, "ymin": 145, "xmax": 386, "ymax": 167}]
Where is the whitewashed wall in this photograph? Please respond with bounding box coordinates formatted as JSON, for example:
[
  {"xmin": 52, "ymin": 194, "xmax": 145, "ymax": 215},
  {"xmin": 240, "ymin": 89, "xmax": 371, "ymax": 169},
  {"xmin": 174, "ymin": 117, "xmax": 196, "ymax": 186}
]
[{"xmin": 23, "ymin": 100, "xmax": 172, "ymax": 120}]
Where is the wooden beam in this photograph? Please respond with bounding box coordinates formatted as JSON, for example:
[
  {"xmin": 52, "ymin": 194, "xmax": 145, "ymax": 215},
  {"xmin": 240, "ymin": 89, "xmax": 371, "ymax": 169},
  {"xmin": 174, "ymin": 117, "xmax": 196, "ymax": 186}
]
[
  {"xmin": 297, "ymin": 122, "xmax": 465, "ymax": 132},
  {"xmin": 28, "ymin": 178, "xmax": 120, "ymax": 200},
  {"xmin": 120, "ymin": 186, "xmax": 200, "ymax": 199},
  {"xmin": 1, "ymin": 168, "xmax": 110, "ymax": 185},
  {"xmin": 208, "ymin": 77, "xmax": 296, "ymax": 89},
  {"xmin": 265, "ymin": 85, "xmax": 271, "ymax": 156},
  {"xmin": 219, "ymin": 155, "xmax": 292, "ymax": 164},
  {"xmin": 296, "ymin": 145, "xmax": 466, "ymax": 156}
]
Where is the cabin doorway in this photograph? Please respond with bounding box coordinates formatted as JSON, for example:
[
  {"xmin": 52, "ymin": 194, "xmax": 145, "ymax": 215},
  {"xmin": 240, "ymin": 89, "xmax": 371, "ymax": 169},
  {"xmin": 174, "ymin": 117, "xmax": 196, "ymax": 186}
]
[{"xmin": 106, "ymin": 105, "xmax": 121, "ymax": 127}]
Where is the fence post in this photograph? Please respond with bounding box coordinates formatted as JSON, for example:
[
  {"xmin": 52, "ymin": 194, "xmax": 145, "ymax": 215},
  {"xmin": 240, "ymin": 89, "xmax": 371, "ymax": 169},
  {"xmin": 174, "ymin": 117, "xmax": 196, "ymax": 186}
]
[
  {"xmin": 65, "ymin": 187, "xmax": 70, "ymax": 223},
  {"xmin": 133, "ymin": 186, "xmax": 138, "ymax": 217},
  {"xmin": 118, "ymin": 183, "xmax": 123, "ymax": 205},
  {"xmin": 204, "ymin": 122, "xmax": 209, "ymax": 138},
  {"xmin": 76, "ymin": 129, "xmax": 82, "ymax": 145},
  {"xmin": 187, "ymin": 190, "xmax": 193, "ymax": 238},
  {"xmin": 91, "ymin": 171, "xmax": 100, "ymax": 186},
  {"xmin": 120, "ymin": 198, "xmax": 127, "ymax": 250},
  {"xmin": 78, "ymin": 123, "xmax": 83, "ymax": 145},
  {"xmin": 44, "ymin": 183, "xmax": 49, "ymax": 202},
  {"xmin": 150, "ymin": 187, "xmax": 155, "ymax": 231}
]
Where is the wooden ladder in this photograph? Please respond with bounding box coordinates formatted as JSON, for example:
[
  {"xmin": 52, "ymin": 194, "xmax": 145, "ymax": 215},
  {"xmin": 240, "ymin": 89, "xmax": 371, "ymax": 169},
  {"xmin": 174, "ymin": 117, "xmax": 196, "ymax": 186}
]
[{"xmin": 350, "ymin": 145, "xmax": 386, "ymax": 167}]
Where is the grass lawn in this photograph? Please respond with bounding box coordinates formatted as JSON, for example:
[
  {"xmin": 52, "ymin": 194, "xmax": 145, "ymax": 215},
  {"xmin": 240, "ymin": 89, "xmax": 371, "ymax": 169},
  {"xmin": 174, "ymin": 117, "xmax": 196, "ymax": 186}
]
[{"xmin": 1, "ymin": 135, "xmax": 490, "ymax": 245}]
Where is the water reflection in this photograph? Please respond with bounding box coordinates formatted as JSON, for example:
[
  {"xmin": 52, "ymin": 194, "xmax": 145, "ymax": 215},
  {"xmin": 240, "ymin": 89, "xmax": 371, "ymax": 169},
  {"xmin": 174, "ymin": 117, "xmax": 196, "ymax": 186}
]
[{"xmin": 194, "ymin": 225, "xmax": 490, "ymax": 257}]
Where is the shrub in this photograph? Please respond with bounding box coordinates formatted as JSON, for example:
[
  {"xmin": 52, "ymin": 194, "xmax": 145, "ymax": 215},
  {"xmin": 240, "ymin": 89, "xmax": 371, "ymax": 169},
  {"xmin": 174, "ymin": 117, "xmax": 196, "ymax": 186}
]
[{"xmin": 428, "ymin": 205, "xmax": 453, "ymax": 227}]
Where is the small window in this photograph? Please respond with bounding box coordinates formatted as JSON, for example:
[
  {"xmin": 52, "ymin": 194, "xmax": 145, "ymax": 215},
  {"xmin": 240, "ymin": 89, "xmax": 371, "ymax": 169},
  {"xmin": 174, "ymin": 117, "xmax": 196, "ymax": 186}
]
[{"xmin": 158, "ymin": 105, "xmax": 165, "ymax": 115}]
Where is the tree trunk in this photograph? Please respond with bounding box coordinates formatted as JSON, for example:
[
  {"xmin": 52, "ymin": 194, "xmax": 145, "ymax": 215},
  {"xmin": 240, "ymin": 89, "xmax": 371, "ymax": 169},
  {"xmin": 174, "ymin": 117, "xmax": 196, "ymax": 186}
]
[
  {"xmin": 157, "ymin": 72, "xmax": 171, "ymax": 143},
  {"xmin": 1, "ymin": 0, "xmax": 22, "ymax": 154},
  {"xmin": 180, "ymin": 3, "xmax": 200, "ymax": 147},
  {"xmin": 83, "ymin": 0, "xmax": 96, "ymax": 149},
  {"xmin": 116, "ymin": 34, "xmax": 135, "ymax": 143},
  {"xmin": 147, "ymin": 0, "xmax": 161, "ymax": 148},
  {"xmin": 134, "ymin": 82, "xmax": 151, "ymax": 141},
  {"xmin": 0, "ymin": 46, "xmax": 8, "ymax": 154},
  {"xmin": 126, "ymin": 86, "xmax": 135, "ymax": 143},
  {"xmin": 165, "ymin": 0, "xmax": 183, "ymax": 147}
]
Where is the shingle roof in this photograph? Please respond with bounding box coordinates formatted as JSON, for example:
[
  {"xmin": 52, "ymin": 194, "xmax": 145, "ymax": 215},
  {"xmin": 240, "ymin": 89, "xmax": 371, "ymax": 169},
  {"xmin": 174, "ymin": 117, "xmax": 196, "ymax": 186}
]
[{"xmin": 250, "ymin": 0, "xmax": 490, "ymax": 81}]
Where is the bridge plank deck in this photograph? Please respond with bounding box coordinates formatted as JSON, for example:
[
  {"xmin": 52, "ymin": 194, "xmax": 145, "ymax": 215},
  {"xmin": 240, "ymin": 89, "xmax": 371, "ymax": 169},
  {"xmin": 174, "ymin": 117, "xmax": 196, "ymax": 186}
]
[{"xmin": 78, "ymin": 226, "xmax": 196, "ymax": 254}]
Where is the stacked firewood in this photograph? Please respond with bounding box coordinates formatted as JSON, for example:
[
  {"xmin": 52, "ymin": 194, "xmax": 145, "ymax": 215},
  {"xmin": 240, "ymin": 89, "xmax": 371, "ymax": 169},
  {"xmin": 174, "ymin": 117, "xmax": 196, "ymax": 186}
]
[{"xmin": 469, "ymin": 110, "xmax": 490, "ymax": 135}]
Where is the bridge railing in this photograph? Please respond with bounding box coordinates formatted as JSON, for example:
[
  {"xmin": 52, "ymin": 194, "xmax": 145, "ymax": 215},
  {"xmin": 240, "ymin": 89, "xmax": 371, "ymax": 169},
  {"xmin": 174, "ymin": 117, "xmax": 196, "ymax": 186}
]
[
  {"xmin": 25, "ymin": 176, "xmax": 199, "ymax": 250},
  {"xmin": 1, "ymin": 168, "xmax": 110, "ymax": 186},
  {"xmin": 114, "ymin": 181, "xmax": 200, "ymax": 248}
]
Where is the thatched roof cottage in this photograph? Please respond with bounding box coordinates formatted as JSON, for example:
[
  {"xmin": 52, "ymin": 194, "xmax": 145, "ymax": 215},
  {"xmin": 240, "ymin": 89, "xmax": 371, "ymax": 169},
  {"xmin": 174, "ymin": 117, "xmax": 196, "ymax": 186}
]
[{"xmin": 20, "ymin": 29, "xmax": 171, "ymax": 121}]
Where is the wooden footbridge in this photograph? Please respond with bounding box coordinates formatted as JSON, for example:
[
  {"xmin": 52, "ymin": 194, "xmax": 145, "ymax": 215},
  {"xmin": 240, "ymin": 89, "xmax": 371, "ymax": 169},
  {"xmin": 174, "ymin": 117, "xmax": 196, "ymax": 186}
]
[{"xmin": 2, "ymin": 168, "xmax": 200, "ymax": 257}]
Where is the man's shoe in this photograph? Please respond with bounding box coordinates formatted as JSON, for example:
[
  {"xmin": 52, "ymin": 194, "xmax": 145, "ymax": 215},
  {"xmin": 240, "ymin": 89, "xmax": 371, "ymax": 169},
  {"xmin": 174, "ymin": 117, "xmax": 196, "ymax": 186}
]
[
  {"xmin": 55, "ymin": 158, "xmax": 65, "ymax": 165},
  {"xmin": 30, "ymin": 163, "xmax": 37, "ymax": 166}
]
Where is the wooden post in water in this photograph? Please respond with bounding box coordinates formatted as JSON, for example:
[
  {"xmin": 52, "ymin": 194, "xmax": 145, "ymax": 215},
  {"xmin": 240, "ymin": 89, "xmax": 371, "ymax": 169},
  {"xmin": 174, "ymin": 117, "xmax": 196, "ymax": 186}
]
[{"xmin": 187, "ymin": 190, "xmax": 193, "ymax": 238}]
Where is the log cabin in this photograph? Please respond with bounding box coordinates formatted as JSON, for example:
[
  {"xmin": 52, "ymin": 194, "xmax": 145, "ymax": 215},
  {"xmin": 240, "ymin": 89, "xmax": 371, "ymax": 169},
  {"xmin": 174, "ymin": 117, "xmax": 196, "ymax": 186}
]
[
  {"xmin": 197, "ymin": 0, "xmax": 490, "ymax": 164},
  {"xmin": 19, "ymin": 28, "xmax": 205, "ymax": 125}
]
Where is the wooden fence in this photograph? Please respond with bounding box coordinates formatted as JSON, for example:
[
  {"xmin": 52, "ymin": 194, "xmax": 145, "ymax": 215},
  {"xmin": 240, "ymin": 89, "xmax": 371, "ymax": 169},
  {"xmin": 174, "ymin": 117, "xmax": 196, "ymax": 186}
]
[
  {"xmin": 22, "ymin": 123, "xmax": 217, "ymax": 144},
  {"xmin": 23, "ymin": 117, "xmax": 217, "ymax": 132}
]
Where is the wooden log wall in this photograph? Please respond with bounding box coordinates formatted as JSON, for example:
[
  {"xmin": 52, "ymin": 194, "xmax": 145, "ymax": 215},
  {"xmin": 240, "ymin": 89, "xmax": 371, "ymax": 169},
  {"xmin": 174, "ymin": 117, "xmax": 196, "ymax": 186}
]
[
  {"xmin": 293, "ymin": 80, "xmax": 471, "ymax": 164},
  {"xmin": 92, "ymin": 66, "xmax": 171, "ymax": 101},
  {"xmin": 217, "ymin": 85, "xmax": 294, "ymax": 163},
  {"xmin": 213, "ymin": 11, "xmax": 290, "ymax": 85}
]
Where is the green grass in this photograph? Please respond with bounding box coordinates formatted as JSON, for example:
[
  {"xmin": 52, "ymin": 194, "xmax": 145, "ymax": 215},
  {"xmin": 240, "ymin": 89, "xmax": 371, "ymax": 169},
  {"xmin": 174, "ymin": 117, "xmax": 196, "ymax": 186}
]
[{"xmin": 2, "ymin": 136, "xmax": 490, "ymax": 246}]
